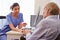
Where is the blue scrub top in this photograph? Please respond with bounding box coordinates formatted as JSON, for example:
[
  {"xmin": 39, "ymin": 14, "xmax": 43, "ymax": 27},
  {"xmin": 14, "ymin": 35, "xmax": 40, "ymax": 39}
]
[{"xmin": 0, "ymin": 13, "xmax": 24, "ymax": 35}]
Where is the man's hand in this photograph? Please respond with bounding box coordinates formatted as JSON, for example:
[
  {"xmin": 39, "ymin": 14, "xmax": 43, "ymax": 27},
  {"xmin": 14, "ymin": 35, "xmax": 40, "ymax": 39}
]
[
  {"xmin": 22, "ymin": 29, "xmax": 30, "ymax": 35},
  {"xmin": 17, "ymin": 29, "xmax": 30, "ymax": 35}
]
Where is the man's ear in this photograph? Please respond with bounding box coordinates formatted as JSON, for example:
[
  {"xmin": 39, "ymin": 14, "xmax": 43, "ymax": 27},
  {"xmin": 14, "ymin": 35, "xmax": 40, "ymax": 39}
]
[{"xmin": 47, "ymin": 9, "xmax": 51, "ymax": 15}]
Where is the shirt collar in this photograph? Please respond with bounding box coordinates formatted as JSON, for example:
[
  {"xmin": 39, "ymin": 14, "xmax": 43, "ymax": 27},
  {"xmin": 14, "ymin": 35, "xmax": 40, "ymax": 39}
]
[{"xmin": 46, "ymin": 15, "xmax": 59, "ymax": 20}]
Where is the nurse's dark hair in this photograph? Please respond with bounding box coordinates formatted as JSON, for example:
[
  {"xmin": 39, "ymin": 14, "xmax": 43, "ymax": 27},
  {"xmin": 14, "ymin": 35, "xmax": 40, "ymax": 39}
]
[{"xmin": 10, "ymin": 3, "xmax": 19, "ymax": 10}]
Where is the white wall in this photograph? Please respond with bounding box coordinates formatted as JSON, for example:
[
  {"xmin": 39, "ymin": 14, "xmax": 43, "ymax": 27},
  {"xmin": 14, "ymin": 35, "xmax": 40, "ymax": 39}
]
[
  {"xmin": 35, "ymin": 0, "xmax": 60, "ymax": 15},
  {"xmin": 35, "ymin": 0, "xmax": 50, "ymax": 15}
]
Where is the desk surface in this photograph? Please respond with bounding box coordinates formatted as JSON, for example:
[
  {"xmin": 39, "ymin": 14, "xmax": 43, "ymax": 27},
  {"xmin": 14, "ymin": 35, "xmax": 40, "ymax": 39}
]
[
  {"xmin": 6, "ymin": 30, "xmax": 30, "ymax": 35},
  {"xmin": 6, "ymin": 31, "xmax": 23, "ymax": 35},
  {"xmin": 6, "ymin": 31, "xmax": 24, "ymax": 40}
]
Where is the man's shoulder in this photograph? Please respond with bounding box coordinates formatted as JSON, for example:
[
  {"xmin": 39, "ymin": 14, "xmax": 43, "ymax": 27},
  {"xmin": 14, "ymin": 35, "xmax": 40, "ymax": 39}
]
[
  {"xmin": 37, "ymin": 19, "xmax": 47, "ymax": 26},
  {"xmin": 40, "ymin": 18, "xmax": 48, "ymax": 23},
  {"xmin": 36, "ymin": 18, "xmax": 48, "ymax": 28}
]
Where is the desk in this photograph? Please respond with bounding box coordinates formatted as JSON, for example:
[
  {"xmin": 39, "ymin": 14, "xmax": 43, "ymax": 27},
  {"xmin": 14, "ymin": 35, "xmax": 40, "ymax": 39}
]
[{"xmin": 6, "ymin": 31, "xmax": 24, "ymax": 40}]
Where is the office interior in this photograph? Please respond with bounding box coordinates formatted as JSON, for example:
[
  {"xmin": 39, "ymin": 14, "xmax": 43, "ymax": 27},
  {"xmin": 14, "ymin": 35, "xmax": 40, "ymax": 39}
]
[{"xmin": 0, "ymin": 0, "xmax": 60, "ymax": 40}]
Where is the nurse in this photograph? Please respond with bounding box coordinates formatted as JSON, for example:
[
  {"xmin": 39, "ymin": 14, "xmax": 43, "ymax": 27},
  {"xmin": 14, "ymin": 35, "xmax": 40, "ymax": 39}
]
[{"xmin": 0, "ymin": 3, "xmax": 27, "ymax": 40}]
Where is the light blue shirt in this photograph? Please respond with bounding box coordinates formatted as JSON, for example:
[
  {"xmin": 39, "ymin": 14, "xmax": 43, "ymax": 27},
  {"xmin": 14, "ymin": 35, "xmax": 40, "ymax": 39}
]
[
  {"xmin": 0, "ymin": 13, "xmax": 24, "ymax": 35},
  {"xmin": 27, "ymin": 15, "xmax": 60, "ymax": 40}
]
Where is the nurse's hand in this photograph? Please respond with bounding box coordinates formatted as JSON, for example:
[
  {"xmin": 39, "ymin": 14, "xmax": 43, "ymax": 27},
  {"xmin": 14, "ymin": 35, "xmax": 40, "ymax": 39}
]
[
  {"xmin": 17, "ymin": 29, "xmax": 30, "ymax": 35},
  {"xmin": 18, "ymin": 29, "xmax": 24, "ymax": 33},
  {"xmin": 22, "ymin": 22, "xmax": 27, "ymax": 27}
]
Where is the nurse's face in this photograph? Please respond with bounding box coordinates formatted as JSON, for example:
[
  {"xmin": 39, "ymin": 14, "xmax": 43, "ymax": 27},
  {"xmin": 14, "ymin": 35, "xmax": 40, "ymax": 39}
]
[{"xmin": 12, "ymin": 6, "xmax": 20, "ymax": 14}]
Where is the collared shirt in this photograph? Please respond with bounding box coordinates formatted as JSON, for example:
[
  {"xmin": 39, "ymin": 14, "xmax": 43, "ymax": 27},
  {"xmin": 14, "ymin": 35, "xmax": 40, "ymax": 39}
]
[{"xmin": 27, "ymin": 15, "xmax": 60, "ymax": 40}]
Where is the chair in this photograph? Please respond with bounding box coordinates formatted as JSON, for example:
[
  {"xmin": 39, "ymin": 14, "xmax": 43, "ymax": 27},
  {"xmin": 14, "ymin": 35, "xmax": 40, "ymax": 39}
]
[
  {"xmin": 55, "ymin": 34, "xmax": 60, "ymax": 40},
  {"xmin": 0, "ymin": 16, "xmax": 6, "ymax": 29}
]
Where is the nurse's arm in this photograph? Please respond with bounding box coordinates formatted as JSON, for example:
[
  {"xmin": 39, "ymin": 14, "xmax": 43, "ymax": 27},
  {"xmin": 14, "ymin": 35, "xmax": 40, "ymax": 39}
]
[
  {"xmin": 18, "ymin": 23, "xmax": 23, "ymax": 29},
  {"xmin": 6, "ymin": 15, "xmax": 22, "ymax": 32},
  {"xmin": 9, "ymin": 23, "xmax": 19, "ymax": 32}
]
